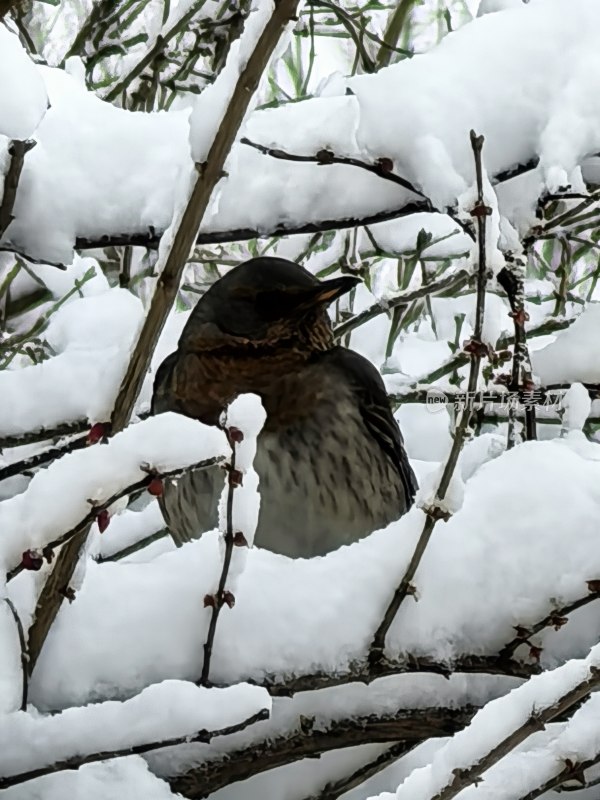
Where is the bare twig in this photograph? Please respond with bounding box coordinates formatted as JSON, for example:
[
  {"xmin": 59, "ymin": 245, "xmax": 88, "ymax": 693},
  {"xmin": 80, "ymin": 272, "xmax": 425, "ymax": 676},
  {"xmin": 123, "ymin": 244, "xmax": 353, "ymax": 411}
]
[
  {"xmin": 0, "ymin": 420, "xmax": 91, "ymax": 450},
  {"xmin": 498, "ymin": 581, "xmax": 600, "ymax": 662},
  {"xmin": 4, "ymin": 598, "xmax": 27, "ymax": 711},
  {"xmin": 26, "ymin": 0, "xmax": 300, "ymax": 676},
  {"xmin": 8, "ymin": 454, "xmax": 225, "ymax": 587},
  {"xmin": 0, "ymin": 707, "xmax": 270, "ymax": 790},
  {"xmin": 0, "ymin": 140, "xmax": 36, "ymax": 239},
  {"xmin": 95, "ymin": 528, "xmax": 169, "ymax": 562},
  {"xmin": 369, "ymin": 131, "xmax": 491, "ymax": 666},
  {"xmin": 200, "ymin": 430, "xmax": 238, "ymax": 686},
  {"xmin": 0, "ymin": 434, "xmax": 89, "ymax": 484},
  {"xmin": 497, "ymin": 259, "xmax": 537, "ymax": 445},
  {"xmin": 375, "ymin": 0, "xmax": 417, "ymax": 68},
  {"xmin": 241, "ymin": 137, "xmax": 428, "ymax": 198},
  {"xmin": 334, "ymin": 269, "xmax": 471, "ymax": 340},
  {"xmin": 428, "ymin": 666, "xmax": 600, "ymax": 800}
]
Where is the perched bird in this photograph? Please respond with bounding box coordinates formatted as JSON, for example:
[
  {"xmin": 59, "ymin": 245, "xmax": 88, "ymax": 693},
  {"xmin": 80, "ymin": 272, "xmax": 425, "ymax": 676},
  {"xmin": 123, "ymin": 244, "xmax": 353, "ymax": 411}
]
[{"xmin": 152, "ymin": 256, "xmax": 417, "ymax": 558}]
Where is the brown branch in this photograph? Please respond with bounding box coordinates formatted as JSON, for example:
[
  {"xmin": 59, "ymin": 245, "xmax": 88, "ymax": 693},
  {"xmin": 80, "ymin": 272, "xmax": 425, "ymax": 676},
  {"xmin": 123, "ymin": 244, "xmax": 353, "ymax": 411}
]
[
  {"xmin": 0, "ymin": 140, "xmax": 35, "ymax": 239},
  {"xmin": 256, "ymin": 653, "xmax": 540, "ymax": 698},
  {"xmin": 26, "ymin": 0, "xmax": 300, "ymax": 677},
  {"xmin": 0, "ymin": 420, "xmax": 91, "ymax": 450},
  {"xmin": 498, "ymin": 260, "xmax": 537, "ymax": 445},
  {"xmin": 4, "ymin": 597, "xmax": 28, "ymax": 711},
  {"xmin": 9, "ymin": 453, "xmax": 225, "ymax": 590},
  {"xmin": 200, "ymin": 430, "xmax": 239, "ymax": 686},
  {"xmin": 0, "ymin": 433, "xmax": 89, "ymax": 483},
  {"xmin": 169, "ymin": 706, "xmax": 476, "ymax": 799},
  {"xmin": 369, "ymin": 131, "xmax": 490, "ymax": 667},
  {"xmin": 307, "ymin": 742, "xmax": 416, "ymax": 800},
  {"xmin": 334, "ymin": 269, "xmax": 471, "ymax": 340},
  {"xmin": 0, "ymin": 707, "xmax": 270, "ymax": 790},
  {"xmin": 498, "ymin": 581, "xmax": 600, "ymax": 662},
  {"xmin": 95, "ymin": 528, "xmax": 169, "ymax": 562},
  {"xmin": 428, "ymin": 665, "xmax": 600, "ymax": 800},
  {"xmin": 240, "ymin": 137, "xmax": 429, "ymax": 198}
]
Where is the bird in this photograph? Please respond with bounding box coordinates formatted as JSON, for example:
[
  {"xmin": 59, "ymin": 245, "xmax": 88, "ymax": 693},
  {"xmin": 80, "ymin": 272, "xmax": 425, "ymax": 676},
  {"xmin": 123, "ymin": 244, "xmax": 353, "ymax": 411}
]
[{"xmin": 152, "ymin": 256, "xmax": 417, "ymax": 558}]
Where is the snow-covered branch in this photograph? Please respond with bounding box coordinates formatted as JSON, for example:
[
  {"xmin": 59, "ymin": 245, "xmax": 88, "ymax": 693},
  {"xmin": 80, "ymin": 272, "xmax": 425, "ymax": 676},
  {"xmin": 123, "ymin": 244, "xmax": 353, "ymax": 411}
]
[
  {"xmin": 2, "ymin": 1, "xmax": 600, "ymax": 263},
  {"xmin": 391, "ymin": 645, "xmax": 600, "ymax": 800},
  {"xmin": 0, "ymin": 412, "xmax": 227, "ymax": 577},
  {"xmin": 0, "ymin": 681, "xmax": 270, "ymax": 790}
]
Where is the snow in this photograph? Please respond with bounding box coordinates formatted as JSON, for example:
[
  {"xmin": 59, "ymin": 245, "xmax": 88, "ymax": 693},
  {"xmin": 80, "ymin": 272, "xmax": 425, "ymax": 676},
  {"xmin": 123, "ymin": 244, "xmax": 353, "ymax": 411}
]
[
  {"xmin": 4, "ymin": 1, "xmax": 600, "ymax": 262},
  {"xmin": 0, "ymin": 680, "xmax": 270, "ymax": 781},
  {"xmin": 0, "ymin": 28, "xmax": 47, "ymax": 140},
  {"xmin": 0, "ymin": 412, "xmax": 227, "ymax": 573},
  {"xmin": 96, "ymin": 501, "xmax": 167, "ymax": 561},
  {"xmin": 561, "ymin": 383, "xmax": 592, "ymax": 433},
  {"xmin": 21, "ymin": 436, "xmax": 600, "ymax": 710},
  {"xmin": 3, "ymin": 66, "xmax": 192, "ymax": 262},
  {"xmin": 216, "ymin": 394, "xmax": 266, "ymax": 592},
  {"xmin": 531, "ymin": 303, "xmax": 600, "ymax": 385},
  {"xmin": 0, "ymin": 289, "xmax": 143, "ymax": 438},
  {"xmin": 189, "ymin": 0, "xmax": 275, "ymax": 163},
  {"xmin": 388, "ymin": 643, "xmax": 600, "ymax": 800},
  {"xmin": 0, "ymin": 756, "xmax": 179, "ymax": 800}
]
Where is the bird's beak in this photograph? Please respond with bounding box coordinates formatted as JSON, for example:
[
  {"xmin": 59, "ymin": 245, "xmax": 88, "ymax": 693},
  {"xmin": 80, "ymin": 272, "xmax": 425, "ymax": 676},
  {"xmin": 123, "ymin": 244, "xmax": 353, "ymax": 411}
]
[{"xmin": 302, "ymin": 275, "xmax": 361, "ymax": 308}]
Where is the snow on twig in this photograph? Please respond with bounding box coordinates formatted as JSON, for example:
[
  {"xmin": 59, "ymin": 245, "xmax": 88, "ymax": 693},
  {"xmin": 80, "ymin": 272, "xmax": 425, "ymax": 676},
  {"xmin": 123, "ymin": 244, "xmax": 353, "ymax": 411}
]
[{"xmin": 0, "ymin": 681, "xmax": 270, "ymax": 790}]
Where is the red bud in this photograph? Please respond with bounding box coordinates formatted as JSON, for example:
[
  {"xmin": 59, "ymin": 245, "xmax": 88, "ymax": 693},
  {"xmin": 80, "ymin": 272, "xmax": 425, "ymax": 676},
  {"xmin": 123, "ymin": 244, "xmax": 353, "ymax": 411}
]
[
  {"xmin": 21, "ymin": 549, "xmax": 44, "ymax": 571},
  {"xmin": 96, "ymin": 509, "xmax": 110, "ymax": 533},
  {"xmin": 147, "ymin": 477, "xmax": 163, "ymax": 497}
]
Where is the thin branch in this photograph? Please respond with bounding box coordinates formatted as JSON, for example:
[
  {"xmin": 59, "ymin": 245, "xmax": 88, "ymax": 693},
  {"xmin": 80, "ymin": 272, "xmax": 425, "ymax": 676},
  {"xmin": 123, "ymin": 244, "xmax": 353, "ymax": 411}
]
[
  {"xmin": 71, "ymin": 202, "xmax": 435, "ymax": 254},
  {"xmin": 307, "ymin": 742, "xmax": 416, "ymax": 800},
  {"xmin": 0, "ymin": 140, "xmax": 36, "ymax": 239},
  {"xmin": 0, "ymin": 434, "xmax": 88, "ymax": 484},
  {"xmin": 369, "ymin": 131, "xmax": 490, "ymax": 666},
  {"xmin": 95, "ymin": 528, "xmax": 169, "ymax": 562},
  {"xmin": 0, "ymin": 420, "xmax": 91, "ymax": 450},
  {"xmin": 428, "ymin": 666, "xmax": 600, "ymax": 800},
  {"xmin": 8, "ymin": 455, "xmax": 225, "ymax": 586},
  {"xmin": 200, "ymin": 432, "xmax": 238, "ymax": 686},
  {"xmin": 498, "ymin": 582, "xmax": 600, "ymax": 662},
  {"xmin": 241, "ymin": 137, "xmax": 429, "ymax": 198},
  {"xmin": 334, "ymin": 268, "xmax": 471, "ymax": 340},
  {"xmin": 0, "ymin": 707, "xmax": 270, "ymax": 790},
  {"xmin": 4, "ymin": 597, "xmax": 28, "ymax": 711},
  {"xmin": 498, "ymin": 260, "xmax": 537, "ymax": 445},
  {"xmin": 517, "ymin": 753, "xmax": 600, "ymax": 800},
  {"xmin": 26, "ymin": 0, "xmax": 300, "ymax": 677}
]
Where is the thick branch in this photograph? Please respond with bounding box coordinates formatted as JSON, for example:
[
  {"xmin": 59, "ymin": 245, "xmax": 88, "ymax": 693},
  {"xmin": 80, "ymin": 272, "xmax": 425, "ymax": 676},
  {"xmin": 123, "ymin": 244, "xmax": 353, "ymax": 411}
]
[
  {"xmin": 26, "ymin": 0, "xmax": 300, "ymax": 677},
  {"xmin": 169, "ymin": 706, "xmax": 476, "ymax": 799},
  {"xmin": 0, "ymin": 140, "xmax": 35, "ymax": 239}
]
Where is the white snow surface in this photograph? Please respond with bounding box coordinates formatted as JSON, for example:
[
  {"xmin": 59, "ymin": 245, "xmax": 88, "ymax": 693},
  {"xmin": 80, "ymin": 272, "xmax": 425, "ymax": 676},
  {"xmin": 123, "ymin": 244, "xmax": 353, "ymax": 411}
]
[
  {"xmin": 0, "ymin": 288, "xmax": 143, "ymax": 437},
  {"xmin": 0, "ymin": 756, "xmax": 179, "ymax": 800},
  {"xmin": 0, "ymin": 28, "xmax": 47, "ymax": 139},
  {"xmin": 22, "ymin": 435, "xmax": 600, "ymax": 710},
  {"xmin": 0, "ymin": 680, "xmax": 270, "ymax": 779},
  {"xmin": 189, "ymin": 0, "xmax": 275, "ymax": 163},
  {"xmin": 4, "ymin": 0, "xmax": 600, "ymax": 261},
  {"xmin": 0, "ymin": 412, "xmax": 227, "ymax": 573},
  {"xmin": 531, "ymin": 303, "xmax": 600, "ymax": 384}
]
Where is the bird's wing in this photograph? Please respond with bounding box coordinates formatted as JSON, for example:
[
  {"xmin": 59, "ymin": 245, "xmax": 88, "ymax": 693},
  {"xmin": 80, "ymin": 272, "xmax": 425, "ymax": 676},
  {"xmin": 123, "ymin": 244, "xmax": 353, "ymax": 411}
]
[{"xmin": 322, "ymin": 346, "xmax": 418, "ymax": 508}]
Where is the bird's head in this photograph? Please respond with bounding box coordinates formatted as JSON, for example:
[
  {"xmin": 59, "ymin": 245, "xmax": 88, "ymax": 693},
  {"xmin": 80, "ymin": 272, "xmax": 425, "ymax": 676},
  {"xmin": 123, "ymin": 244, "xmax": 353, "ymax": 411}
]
[{"xmin": 180, "ymin": 257, "xmax": 360, "ymax": 352}]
